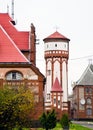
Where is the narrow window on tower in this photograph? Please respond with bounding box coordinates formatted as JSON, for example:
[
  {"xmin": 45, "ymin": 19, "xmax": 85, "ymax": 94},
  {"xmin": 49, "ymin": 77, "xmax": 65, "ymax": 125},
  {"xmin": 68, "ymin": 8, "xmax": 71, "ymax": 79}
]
[
  {"xmin": 47, "ymin": 93, "xmax": 50, "ymax": 100},
  {"xmin": 54, "ymin": 98, "xmax": 56, "ymax": 107},
  {"xmin": 47, "ymin": 69, "xmax": 51, "ymax": 75},
  {"xmin": 55, "ymin": 44, "xmax": 57, "ymax": 47},
  {"xmin": 58, "ymin": 100, "xmax": 60, "ymax": 106},
  {"xmin": 64, "ymin": 43, "xmax": 66, "ymax": 48}
]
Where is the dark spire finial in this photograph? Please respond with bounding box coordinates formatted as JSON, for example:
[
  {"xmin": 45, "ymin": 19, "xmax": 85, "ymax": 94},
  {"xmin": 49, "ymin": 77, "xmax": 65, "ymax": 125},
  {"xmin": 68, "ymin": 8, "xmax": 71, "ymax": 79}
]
[
  {"xmin": 31, "ymin": 23, "xmax": 35, "ymax": 33},
  {"xmin": 11, "ymin": 0, "xmax": 14, "ymax": 19},
  {"xmin": 7, "ymin": 5, "xmax": 9, "ymax": 13}
]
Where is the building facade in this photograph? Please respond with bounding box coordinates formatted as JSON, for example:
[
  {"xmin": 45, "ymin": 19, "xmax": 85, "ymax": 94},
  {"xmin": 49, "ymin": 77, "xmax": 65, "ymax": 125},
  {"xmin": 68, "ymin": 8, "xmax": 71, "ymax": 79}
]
[
  {"xmin": 0, "ymin": 13, "xmax": 45, "ymax": 120},
  {"xmin": 72, "ymin": 64, "xmax": 93, "ymax": 120},
  {"xmin": 43, "ymin": 31, "xmax": 70, "ymax": 117}
]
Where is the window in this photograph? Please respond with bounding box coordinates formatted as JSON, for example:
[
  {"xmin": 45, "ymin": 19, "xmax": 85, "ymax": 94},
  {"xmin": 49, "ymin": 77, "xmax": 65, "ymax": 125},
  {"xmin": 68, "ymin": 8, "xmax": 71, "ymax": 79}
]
[
  {"xmin": 55, "ymin": 44, "xmax": 57, "ymax": 47},
  {"xmin": 58, "ymin": 100, "xmax": 60, "ymax": 106},
  {"xmin": 6, "ymin": 71, "xmax": 23, "ymax": 80},
  {"xmin": 47, "ymin": 70, "xmax": 51, "ymax": 75},
  {"xmin": 34, "ymin": 95, "xmax": 39, "ymax": 102},
  {"xmin": 85, "ymin": 87, "xmax": 92, "ymax": 94},
  {"xmin": 47, "ymin": 93, "xmax": 50, "ymax": 100},
  {"xmin": 86, "ymin": 98, "xmax": 91, "ymax": 104},
  {"xmin": 64, "ymin": 43, "xmax": 66, "ymax": 48},
  {"xmin": 53, "ymin": 98, "xmax": 56, "ymax": 107},
  {"xmin": 54, "ymin": 98, "xmax": 56, "ymax": 104},
  {"xmin": 86, "ymin": 108, "xmax": 92, "ymax": 116},
  {"xmin": 12, "ymin": 72, "xmax": 16, "ymax": 79}
]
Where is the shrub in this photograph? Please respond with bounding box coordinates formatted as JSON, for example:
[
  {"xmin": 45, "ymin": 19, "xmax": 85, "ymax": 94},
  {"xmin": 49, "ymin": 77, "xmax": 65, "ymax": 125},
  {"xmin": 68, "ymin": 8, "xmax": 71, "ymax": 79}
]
[{"xmin": 60, "ymin": 114, "xmax": 69, "ymax": 129}]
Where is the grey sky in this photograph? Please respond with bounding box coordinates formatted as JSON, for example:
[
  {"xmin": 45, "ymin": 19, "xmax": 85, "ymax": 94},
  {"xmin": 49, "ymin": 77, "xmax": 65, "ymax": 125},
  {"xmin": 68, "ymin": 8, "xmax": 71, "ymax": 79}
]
[{"xmin": 0, "ymin": 0, "xmax": 93, "ymax": 93}]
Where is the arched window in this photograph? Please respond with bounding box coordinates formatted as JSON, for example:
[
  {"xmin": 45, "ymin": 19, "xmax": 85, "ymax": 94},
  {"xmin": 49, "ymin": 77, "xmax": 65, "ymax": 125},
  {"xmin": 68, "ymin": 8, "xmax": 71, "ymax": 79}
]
[
  {"xmin": 86, "ymin": 98, "xmax": 92, "ymax": 104},
  {"xmin": 6, "ymin": 71, "xmax": 23, "ymax": 80},
  {"xmin": 86, "ymin": 108, "xmax": 92, "ymax": 116}
]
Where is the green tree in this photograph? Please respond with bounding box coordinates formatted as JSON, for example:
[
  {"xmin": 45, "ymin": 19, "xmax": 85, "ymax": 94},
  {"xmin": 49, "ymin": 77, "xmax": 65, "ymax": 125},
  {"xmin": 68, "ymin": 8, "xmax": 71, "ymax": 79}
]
[
  {"xmin": 60, "ymin": 113, "xmax": 69, "ymax": 130},
  {"xmin": 0, "ymin": 86, "xmax": 34, "ymax": 129},
  {"xmin": 39, "ymin": 109, "xmax": 57, "ymax": 130}
]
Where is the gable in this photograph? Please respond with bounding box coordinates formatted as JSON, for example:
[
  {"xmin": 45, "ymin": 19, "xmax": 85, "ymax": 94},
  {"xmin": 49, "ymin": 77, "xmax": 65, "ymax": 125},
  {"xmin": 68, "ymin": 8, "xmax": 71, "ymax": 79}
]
[
  {"xmin": 76, "ymin": 64, "xmax": 93, "ymax": 85},
  {"xmin": 0, "ymin": 25, "xmax": 29, "ymax": 63},
  {"xmin": 0, "ymin": 13, "xmax": 29, "ymax": 50}
]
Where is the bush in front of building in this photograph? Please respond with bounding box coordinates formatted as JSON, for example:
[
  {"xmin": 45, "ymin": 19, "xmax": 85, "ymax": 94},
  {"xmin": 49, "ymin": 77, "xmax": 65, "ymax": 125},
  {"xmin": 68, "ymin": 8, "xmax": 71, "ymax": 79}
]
[
  {"xmin": 60, "ymin": 114, "xmax": 70, "ymax": 130},
  {"xmin": 39, "ymin": 109, "xmax": 57, "ymax": 130}
]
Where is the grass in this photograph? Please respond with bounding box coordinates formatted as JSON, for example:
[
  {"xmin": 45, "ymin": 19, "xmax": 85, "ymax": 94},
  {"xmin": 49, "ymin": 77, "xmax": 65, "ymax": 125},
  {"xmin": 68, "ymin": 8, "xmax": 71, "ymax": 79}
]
[
  {"xmin": 38, "ymin": 122, "xmax": 92, "ymax": 130},
  {"xmin": 13, "ymin": 123, "xmax": 92, "ymax": 130},
  {"xmin": 70, "ymin": 123, "xmax": 92, "ymax": 130}
]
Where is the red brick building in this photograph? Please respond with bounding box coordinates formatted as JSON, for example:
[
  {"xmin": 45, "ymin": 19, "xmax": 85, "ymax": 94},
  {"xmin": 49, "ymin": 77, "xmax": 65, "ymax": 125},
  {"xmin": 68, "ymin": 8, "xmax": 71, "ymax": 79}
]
[
  {"xmin": 0, "ymin": 13, "xmax": 45, "ymax": 120},
  {"xmin": 72, "ymin": 64, "xmax": 93, "ymax": 120}
]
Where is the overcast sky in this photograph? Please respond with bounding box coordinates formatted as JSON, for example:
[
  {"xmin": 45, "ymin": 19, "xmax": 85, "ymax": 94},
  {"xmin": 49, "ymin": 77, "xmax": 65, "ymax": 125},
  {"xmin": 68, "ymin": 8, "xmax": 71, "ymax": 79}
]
[{"xmin": 0, "ymin": 0, "xmax": 93, "ymax": 94}]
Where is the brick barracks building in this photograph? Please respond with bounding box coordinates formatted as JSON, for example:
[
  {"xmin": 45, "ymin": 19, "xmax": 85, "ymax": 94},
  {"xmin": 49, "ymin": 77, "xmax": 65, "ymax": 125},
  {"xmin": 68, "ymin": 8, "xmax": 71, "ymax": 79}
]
[{"xmin": 0, "ymin": 13, "xmax": 45, "ymax": 120}]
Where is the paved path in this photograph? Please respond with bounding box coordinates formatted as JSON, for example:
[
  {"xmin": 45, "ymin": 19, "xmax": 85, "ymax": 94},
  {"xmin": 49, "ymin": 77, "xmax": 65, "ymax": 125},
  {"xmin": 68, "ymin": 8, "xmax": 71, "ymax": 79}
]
[{"xmin": 72, "ymin": 121, "xmax": 93, "ymax": 130}]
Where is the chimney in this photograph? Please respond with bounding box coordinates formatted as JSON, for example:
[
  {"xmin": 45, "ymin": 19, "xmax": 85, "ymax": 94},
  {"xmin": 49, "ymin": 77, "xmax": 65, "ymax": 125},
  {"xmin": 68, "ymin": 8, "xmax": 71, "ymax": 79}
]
[{"xmin": 30, "ymin": 23, "xmax": 36, "ymax": 65}]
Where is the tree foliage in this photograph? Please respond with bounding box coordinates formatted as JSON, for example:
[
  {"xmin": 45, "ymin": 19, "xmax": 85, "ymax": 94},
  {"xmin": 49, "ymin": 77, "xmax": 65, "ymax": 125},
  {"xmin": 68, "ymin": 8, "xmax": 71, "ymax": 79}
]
[
  {"xmin": 0, "ymin": 86, "xmax": 34, "ymax": 129},
  {"xmin": 39, "ymin": 109, "xmax": 57, "ymax": 130},
  {"xmin": 60, "ymin": 113, "xmax": 69, "ymax": 129}
]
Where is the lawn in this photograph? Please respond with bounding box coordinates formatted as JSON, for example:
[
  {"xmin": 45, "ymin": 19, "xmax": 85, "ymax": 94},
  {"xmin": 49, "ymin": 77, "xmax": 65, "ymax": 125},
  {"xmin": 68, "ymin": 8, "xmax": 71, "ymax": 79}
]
[
  {"xmin": 38, "ymin": 123, "xmax": 92, "ymax": 130},
  {"xmin": 13, "ymin": 123, "xmax": 92, "ymax": 130},
  {"xmin": 70, "ymin": 123, "xmax": 92, "ymax": 130}
]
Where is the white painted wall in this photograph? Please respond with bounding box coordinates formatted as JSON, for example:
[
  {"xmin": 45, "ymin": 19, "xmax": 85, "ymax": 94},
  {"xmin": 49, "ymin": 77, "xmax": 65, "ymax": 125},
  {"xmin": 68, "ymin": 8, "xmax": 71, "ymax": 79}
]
[
  {"xmin": 62, "ymin": 61, "xmax": 68, "ymax": 102},
  {"xmin": 44, "ymin": 40, "xmax": 69, "ymax": 104},
  {"xmin": 54, "ymin": 60, "xmax": 60, "ymax": 83},
  {"xmin": 45, "ymin": 41, "xmax": 68, "ymax": 51},
  {"xmin": 46, "ymin": 60, "xmax": 52, "ymax": 101}
]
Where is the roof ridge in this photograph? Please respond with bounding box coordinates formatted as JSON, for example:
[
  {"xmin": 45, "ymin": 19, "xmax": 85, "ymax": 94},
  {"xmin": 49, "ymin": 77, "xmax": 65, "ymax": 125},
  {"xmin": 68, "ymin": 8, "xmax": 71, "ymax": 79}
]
[
  {"xmin": 76, "ymin": 65, "xmax": 89, "ymax": 85},
  {"xmin": 76, "ymin": 64, "xmax": 93, "ymax": 85}
]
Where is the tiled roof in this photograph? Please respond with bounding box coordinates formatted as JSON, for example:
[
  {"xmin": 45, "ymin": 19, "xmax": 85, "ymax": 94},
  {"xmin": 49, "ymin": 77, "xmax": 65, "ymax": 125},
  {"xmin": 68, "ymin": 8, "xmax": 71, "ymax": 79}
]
[
  {"xmin": 43, "ymin": 31, "xmax": 70, "ymax": 41},
  {"xmin": 0, "ymin": 13, "xmax": 29, "ymax": 50},
  {"xmin": 51, "ymin": 77, "xmax": 62, "ymax": 92},
  {"xmin": 0, "ymin": 25, "xmax": 29, "ymax": 63},
  {"xmin": 76, "ymin": 64, "xmax": 93, "ymax": 85}
]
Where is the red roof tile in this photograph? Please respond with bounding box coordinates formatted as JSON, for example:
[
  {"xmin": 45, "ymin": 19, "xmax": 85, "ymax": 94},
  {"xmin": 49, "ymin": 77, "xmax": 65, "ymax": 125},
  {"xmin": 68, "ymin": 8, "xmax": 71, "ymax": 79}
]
[
  {"xmin": 51, "ymin": 77, "xmax": 62, "ymax": 92},
  {"xmin": 43, "ymin": 31, "xmax": 70, "ymax": 41},
  {"xmin": 0, "ymin": 25, "xmax": 29, "ymax": 63},
  {"xmin": 0, "ymin": 13, "xmax": 29, "ymax": 50}
]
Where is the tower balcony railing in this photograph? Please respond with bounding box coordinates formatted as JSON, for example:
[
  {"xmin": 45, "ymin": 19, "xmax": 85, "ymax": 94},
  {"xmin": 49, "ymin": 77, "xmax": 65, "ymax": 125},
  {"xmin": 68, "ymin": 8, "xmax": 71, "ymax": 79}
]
[{"xmin": 45, "ymin": 50, "xmax": 68, "ymax": 58}]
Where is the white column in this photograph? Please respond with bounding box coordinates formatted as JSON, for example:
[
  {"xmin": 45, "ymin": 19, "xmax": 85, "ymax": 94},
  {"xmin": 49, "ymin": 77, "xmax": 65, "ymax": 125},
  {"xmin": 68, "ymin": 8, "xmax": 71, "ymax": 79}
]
[
  {"xmin": 62, "ymin": 60, "xmax": 68, "ymax": 102},
  {"xmin": 54, "ymin": 59, "xmax": 60, "ymax": 83},
  {"xmin": 46, "ymin": 59, "xmax": 52, "ymax": 101}
]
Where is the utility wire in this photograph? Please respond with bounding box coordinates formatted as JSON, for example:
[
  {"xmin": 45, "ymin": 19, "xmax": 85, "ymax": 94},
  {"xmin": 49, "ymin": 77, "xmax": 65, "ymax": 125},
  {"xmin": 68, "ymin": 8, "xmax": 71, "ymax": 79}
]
[
  {"xmin": 37, "ymin": 55, "xmax": 93, "ymax": 61},
  {"xmin": 69, "ymin": 55, "xmax": 93, "ymax": 60}
]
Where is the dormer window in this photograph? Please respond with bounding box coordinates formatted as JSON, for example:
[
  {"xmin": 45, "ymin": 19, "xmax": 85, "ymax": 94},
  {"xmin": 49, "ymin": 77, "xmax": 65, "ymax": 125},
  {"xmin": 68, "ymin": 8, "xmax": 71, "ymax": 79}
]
[{"xmin": 6, "ymin": 71, "xmax": 23, "ymax": 80}]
